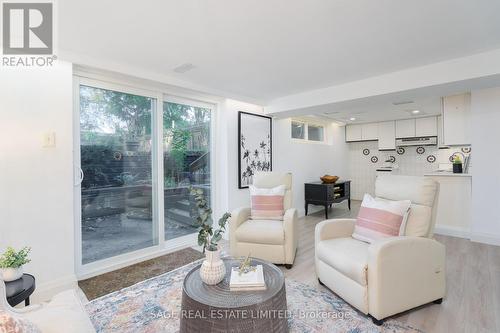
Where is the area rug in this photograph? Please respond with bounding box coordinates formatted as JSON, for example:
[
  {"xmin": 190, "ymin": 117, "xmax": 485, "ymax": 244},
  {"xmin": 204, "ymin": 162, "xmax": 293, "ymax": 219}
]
[
  {"xmin": 79, "ymin": 248, "xmax": 204, "ymax": 300},
  {"xmin": 85, "ymin": 260, "xmax": 423, "ymax": 333}
]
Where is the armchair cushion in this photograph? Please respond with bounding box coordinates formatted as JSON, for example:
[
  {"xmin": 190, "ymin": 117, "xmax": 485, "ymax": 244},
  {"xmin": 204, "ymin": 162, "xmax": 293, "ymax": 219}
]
[
  {"xmin": 235, "ymin": 219, "xmax": 284, "ymax": 245},
  {"xmin": 316, "ymin": 237, "xmax": 369, "ymax": 286},
  {"xmin": 404, "ymin": 204, "xmax": 432, "ymax": 237},
  {"xmin": 23, "ymin": 289, "xmax": 95, "ymax": 333},
  {"xmin": 375, "ymin": 174, "xmax": 437, "ymax": 207}
]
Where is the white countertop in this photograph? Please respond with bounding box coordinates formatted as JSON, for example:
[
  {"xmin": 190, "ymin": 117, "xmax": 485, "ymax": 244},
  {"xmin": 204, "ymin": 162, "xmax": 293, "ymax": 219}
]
[{"xmin": 424, "ymin": 172, "xmax": 472, "ymax": 177}]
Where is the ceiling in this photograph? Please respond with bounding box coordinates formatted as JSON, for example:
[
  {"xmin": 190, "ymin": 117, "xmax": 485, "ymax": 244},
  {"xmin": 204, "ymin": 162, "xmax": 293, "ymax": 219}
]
[
  {"xmin": 59, "ymin": 0, "xmax": 500, "ymax": 103},
  {"xmin": 319, "ymin": 97, "xmax": 443, "ymax": 124}
]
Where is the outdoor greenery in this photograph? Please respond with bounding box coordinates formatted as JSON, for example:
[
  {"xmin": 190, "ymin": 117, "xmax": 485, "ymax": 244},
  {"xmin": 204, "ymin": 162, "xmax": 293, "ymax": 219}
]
[
  {"xmin": 190, "ymin": 187, "xmax": 230, "ymax": 253},
  {"xmin": 80, "ymin": 85, "xmax": 152, "ymax": 144},
  {"xmin": 163, "ymin": 102, "xmax": 211, "ymax": 185},
  {"xmin": 79, "ymin": 87, "xmax": 212, "ymax": 191},
  {"xmin": 0, "ymin": 247, "xmax": 31, "ymax": 269}
]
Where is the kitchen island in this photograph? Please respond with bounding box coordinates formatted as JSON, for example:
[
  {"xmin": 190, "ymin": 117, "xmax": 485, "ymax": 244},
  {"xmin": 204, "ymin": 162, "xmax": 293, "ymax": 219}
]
[{"xmin": 424, "ymin": 172, "xmax": 471, "ymax": 238}]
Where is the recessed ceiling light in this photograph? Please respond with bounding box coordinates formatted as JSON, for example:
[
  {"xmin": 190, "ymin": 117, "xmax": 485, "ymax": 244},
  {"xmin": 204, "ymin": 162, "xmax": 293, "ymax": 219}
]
[
  {"xmin": 173, "ymin": 63, "xmax": 195, "ymax": 73},
  {"xmin": 411, "ymin": 110, "xmax": 420, "ymax": 114},
  {"xmin": 349, "ymin": 117, "xmax": 356, "ymax": 121},
  {"xmin": 393, "ymin": 100, "xmax": 414, "ymax": 106}
]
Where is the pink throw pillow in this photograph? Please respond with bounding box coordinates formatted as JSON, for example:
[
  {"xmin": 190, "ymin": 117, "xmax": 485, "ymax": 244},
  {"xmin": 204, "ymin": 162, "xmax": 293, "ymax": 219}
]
[
  {"xmin": 249, "ymin": 185, "xmax": 286, "ymax": 220},
  {"xmin": 352, "ymin": 194, "xmax": 411, "ymax": 243}
]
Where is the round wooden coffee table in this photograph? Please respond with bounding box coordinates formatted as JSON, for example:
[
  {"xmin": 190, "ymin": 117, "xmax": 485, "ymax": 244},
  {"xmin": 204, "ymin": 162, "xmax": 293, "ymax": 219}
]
[{"xmin": 180, "ymin": 258, "xmax": 288, "ymax": 333}]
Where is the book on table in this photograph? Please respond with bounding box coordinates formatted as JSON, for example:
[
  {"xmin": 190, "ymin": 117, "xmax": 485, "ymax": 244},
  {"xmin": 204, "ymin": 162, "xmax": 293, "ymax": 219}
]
[{"xmin": 229, "ymin": 265, "xmax": 266, "ymax": 291}]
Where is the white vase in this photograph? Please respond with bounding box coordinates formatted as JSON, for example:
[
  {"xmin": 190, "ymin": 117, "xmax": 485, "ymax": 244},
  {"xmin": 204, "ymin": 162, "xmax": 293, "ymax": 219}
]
[
  {"xmin": 199, "ymin": 248, "xmax": 226, "ymax": 285},
  {"xmin": 1, "ymin": 267, "xmax": 23, "ymax": 282}
]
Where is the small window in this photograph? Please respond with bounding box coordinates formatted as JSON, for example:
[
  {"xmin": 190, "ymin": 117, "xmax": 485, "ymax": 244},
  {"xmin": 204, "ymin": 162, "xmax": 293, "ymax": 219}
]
[
  {"xmin": 308, "ymin": 124, "xmax": 324, "ymax": 141},
  {"xmin": 291, "ymin": 121, "xmax": 305, "ymax": 139},
  {"xmin": 291, "ymin": 119, "xmax": 326, "ymax": 143}
]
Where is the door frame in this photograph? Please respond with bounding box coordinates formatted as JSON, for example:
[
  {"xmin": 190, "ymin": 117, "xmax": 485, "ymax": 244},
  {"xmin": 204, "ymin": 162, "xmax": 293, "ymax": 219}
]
[{"xmin": 73, "ymin": 75, "xmax": 217, "ymax": 279}]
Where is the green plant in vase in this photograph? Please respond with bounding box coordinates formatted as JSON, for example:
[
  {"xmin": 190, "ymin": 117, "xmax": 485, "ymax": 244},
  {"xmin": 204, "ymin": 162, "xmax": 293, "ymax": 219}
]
[
  {"xmin": 190, "ymin": 187, "xmax": 231, "ymax": 285},
  {"xmin": 190, "ymin": 187, "xmax": 231, "ymax": 253},
  {"xmin": 0, "ymin": 247, "xmax": 31, "ymax": 282},
  {"xmin": 452, "ymin": 154, "xmax": 463, "ymax": 173}
]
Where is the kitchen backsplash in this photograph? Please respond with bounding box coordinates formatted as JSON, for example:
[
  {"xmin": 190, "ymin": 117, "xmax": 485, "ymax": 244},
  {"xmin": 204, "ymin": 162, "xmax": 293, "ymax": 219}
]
[{"xmin": 347, "ymin": 141, "xmax": 472, "ymax": 200}]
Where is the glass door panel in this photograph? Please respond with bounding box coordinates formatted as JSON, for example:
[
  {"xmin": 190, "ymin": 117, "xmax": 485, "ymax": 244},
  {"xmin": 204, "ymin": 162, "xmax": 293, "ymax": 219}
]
[
  {"xmin": 79, "ymin": 85, "xmax": 157, "ymax": 264},
  {"xmin": 163, "ymin": 101, "xmax": 211, "ymax": 240}
]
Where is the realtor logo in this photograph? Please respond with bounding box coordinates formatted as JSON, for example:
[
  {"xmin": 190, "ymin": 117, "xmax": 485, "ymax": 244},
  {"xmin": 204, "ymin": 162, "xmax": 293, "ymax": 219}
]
[{"xmin": 2, "ymin": 2, "xmax": 53, "ymax": 54}]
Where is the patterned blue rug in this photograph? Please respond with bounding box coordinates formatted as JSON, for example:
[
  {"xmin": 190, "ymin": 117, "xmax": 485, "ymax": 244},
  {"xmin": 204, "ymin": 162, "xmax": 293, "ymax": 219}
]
[{"xmin": 85, "ymin": 260, "xmax": 423, "ymax": 332}]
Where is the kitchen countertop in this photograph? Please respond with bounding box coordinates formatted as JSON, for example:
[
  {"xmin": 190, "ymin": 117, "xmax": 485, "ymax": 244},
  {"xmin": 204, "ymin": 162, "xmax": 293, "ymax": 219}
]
[{"xmin": 424, "ymin": 172, "xmax": 472, "ymax": 177}]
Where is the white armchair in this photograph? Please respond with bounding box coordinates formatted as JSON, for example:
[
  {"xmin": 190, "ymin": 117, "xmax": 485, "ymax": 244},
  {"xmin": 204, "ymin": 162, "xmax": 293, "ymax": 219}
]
[
  {"xmin": 230, "ymin": 172, "xmax": 298, "ymax": 268},
  {"xmin": 0, "ymin": 281, "xmax": 95, "ymax": 332},
  {"xmin": 315, "ymin": 175, "xmax": 445, "ymax": 325}
]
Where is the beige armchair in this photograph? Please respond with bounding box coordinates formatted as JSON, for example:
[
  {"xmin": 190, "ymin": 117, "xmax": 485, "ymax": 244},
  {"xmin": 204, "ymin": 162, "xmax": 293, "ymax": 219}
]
[
  {"xmin": 230, "ymin": 172, "xmax": 298, "ymax": 268},
  {"xmin": 315, "ymin": 175, "xmax": 445, "ymax": 325},
  {"xmin": 0, "ymin": 281, "xmax": 95, "ymax": 332}
]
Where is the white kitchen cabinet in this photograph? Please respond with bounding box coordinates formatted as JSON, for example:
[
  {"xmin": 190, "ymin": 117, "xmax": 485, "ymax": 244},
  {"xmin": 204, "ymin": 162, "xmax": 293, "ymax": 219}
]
[
  {"xmin": 395, "ymin": 119, "xmax": 415, "ymax": 138},
  {"xmin": 361, "ymin": 123, "xmax": 378, "ymax": 141},
  {"xmin": 415, "ymin": 117, "xmax": 437, "ymax": 137},
  {"xmin": 378, "ymin": 121, "xmax": 396, "ymax": 150},
  {"xmin": 442, "ymin": 93, "xmax": 471, "ymax": 145},
  {"xmin": 436, "ymin": 115, "xmax": 447, "ymax": 148},
  {"xmin": 345, "ymin": 124, "xmax": 362, "ymax": 142}
]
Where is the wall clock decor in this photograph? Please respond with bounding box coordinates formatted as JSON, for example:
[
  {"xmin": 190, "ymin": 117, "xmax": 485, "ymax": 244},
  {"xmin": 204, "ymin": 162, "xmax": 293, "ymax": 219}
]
[
  {"xmin": 396, "ymin": 147, "xmax": 405, "ymax": 155},
  {"xmin": 427, "ymin": 155, "xmax": 436, "ymax": 163},
  {"xmin": 238, "ymin": 112, "xmax": 272, "ymax": 189},
  {"xmin": 371, "ymin": 156, "xmax": 378, "ymax": 163},
  {"xmin": 416, "ymin": 146, "xmax": 425, "ymax": 154},
  {"xmin": 362, "ymin": 148, "xmax": 370, "ymax": 156}
]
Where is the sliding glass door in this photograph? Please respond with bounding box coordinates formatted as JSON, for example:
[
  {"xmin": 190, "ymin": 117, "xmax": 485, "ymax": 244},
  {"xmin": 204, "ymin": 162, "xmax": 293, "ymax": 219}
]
[
  {"xmin": 79, "ymin": 85, "xmax": 157, "ymax": 264},
  {"xmin": 76, "ymin": 80, "xmax": 213, "ymax": 270},
  {"xmin": 163, "ymin": 100, "xmax": 211, "ymax": 240}
]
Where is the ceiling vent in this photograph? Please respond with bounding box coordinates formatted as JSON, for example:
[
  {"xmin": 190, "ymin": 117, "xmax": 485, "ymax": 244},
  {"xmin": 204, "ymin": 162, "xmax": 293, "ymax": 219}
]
[{"xmin": 173, "ymin": 63, "xmax": 196, "ymax": 73}]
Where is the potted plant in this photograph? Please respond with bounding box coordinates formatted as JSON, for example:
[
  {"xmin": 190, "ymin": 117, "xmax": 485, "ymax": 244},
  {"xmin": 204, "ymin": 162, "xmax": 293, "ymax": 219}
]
[
  {"xmin": 452, "ymin": 155, "xmax": 463, "ymax": 173},
  {"xmin": 190, "ymin": 187, "xmax": 231, "ymax": 285},
  {"xmin": 0, "ymin": 247, "xmax": 31, "ymax": 282}
]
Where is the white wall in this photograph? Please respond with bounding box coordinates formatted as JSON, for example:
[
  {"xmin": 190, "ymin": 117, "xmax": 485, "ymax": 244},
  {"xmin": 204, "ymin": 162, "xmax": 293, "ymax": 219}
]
[
  {"xmin": 218, "ymin": 100, "xmax": 349, "ymax": 216},
  {"xmin": 471, "ymin": 87, "xmax": 500, "ymax": 245},
  {"xmin": 220, "ymin": 100, "xmax": 266, "ymax": 212},
  {"xmin": 274, "ymin": 119, "xmax": 348, "ymax": 215},
  {"xmin": 0, "ymin": 62, "xmax": 76, "ymax": 300}
]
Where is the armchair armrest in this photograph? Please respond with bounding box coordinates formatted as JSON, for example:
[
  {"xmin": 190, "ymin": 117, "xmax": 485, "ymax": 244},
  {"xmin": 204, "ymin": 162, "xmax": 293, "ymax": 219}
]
[
  {"xmin": 229, "ymin": 207, "xmax": 251, "ymax": 256},
  {"xmin": 283, "ymin": 208, "xmax": 298, "ymax": 264},
  {"xmin": 314, "ymin": 218, "xmax": 356, "ymax": 245},
  {"xmin": 367, "ymin": 236, "xmax": 446, "ymax": 320}
]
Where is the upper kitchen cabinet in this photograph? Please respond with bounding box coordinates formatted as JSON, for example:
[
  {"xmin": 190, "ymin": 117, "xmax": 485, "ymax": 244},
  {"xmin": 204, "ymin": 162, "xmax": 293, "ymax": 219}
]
[
  {"xmin": 361, "ymin": 123, "xmax": 378, "ymax": 141},
  {"xmin": 345, "ymin": 123, "xmax": 379, "ymax": 142},
  {"xmin": 345, "ymin": 124, "xmax": 362, "ymax": 141},
  {"xmin": 415, "ymin": 117, "xmax": 437, "ymax": 137},
  {"xmin": 442, "ymin": 93, "xmax": 471, "ymax": 146},
  {"xmin": 395, "ymin": 119, "xmax": 415, "ymax": 138},
  {"xmin": 378, "ymin": 121, "xmax": 396, "ymax": 150}
]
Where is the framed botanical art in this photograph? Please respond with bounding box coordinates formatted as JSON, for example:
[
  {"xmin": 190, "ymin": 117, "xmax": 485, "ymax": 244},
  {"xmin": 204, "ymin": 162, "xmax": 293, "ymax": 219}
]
[{"xmin": 238, "ymin": 111, "xmax": 272, "ymax": 188}]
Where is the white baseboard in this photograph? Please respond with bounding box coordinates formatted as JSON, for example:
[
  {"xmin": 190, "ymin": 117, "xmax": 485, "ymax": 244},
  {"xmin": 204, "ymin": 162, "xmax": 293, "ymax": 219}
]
[
  {"xmin": 433, "ymin": 224, "xmax": 470, "ymax": 239},
  {"xmin": 32, "ymin": 274, "xmax": 78, "ymax": 303},
  {"xmin": 470, "ymin": 231, "xmax": 500, "ymax": 247}
]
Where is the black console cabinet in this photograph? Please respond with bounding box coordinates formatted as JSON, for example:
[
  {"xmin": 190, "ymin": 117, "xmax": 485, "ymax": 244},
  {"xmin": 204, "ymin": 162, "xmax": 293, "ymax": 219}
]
[{"xmin": 304, "ymin": 180, "xmax": 351, "ymax": 219}]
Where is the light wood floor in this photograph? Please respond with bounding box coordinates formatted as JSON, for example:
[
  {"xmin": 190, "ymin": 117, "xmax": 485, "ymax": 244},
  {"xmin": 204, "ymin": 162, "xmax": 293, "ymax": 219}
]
[{"xmin": 274, "ymin": 201, "xmax": 500, "ymax": 333}]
